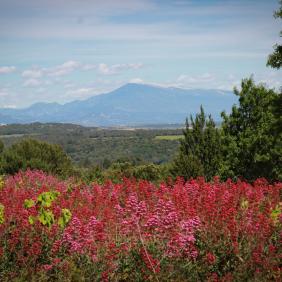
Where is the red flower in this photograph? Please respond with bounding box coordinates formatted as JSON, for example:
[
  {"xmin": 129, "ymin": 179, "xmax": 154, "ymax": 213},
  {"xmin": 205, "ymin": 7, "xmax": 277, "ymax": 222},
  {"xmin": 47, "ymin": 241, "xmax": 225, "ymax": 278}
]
[{"xmin": 206, "ymin": 252, "xmax": 216, "ymax": 265}]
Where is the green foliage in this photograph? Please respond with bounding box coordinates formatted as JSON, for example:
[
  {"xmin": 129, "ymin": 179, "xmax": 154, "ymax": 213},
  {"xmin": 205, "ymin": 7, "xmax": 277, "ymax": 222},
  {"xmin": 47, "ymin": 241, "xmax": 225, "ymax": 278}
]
[
  {"xmin": 58, "ymin": 208, "xmax": 72, "ymax": 228},
  {"xmin": 79, "ymin": 165, "xmax": 105, "ymax": 183},
  {"xmin": 24, "ymin": 191, "xmax": 70, "ymax": 229},
  {"xmin": 172, "ymin": 153, "xmax": 204, "ymax": 180},
  {"xmin": 24, "ymin": 199, "xmax": 35, "ymax": 209},
  {"xmin": 0, "ymin": 203, "xmax": 4, "ymax": 224},
  {"xmin": 0, "ymin": 139, "xmax": 73, "ymax": 177},
  {"xmin": 267, "ymin": 0, "xmax": 282, "ymax": 69},
  {"xmin": 132, "ymin": 163, "xmax": 163, "ymax": 182},
  {"xmin": 172, "ymin": 106, "xmax": 222, "ymax": 180},
  {"xmin": 38, "ymin": 209, "xmax": 55, "ymax": 228},
  {"xmin": 0, "ymin": 176, "xmax": 4, "ymax": 189},
  {"xmin": 267, "ymin": 45, "xmax": 282, "ymax": 69},
  {"xmin": 221, "ymin": 78, "xmax": 281, "ymax": 181},
  {"xmin": 37, "ymin": 191, "xmax": 60, "ymax": 208},
  {"xmin": 104, "ymin": 161, "xmax": 134, "ymax": 181},
  {"xmin": 270, "ymin": 203, "xmax": 281, "ymax": 226},
  {"xmin": 78, "ymin": 161, "xmax": 170, "ymax": 184},
  {"xmin": 37, "ymin": 191, "xmax": 59, "ymax": 227}
]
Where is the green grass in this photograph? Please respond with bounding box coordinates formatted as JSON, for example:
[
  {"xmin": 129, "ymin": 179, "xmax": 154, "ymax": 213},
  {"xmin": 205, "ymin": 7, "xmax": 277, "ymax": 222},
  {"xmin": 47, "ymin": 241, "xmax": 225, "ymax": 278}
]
[{"xmin": 154, "ymin": 135, "xmax": 183, "ymax": 140}]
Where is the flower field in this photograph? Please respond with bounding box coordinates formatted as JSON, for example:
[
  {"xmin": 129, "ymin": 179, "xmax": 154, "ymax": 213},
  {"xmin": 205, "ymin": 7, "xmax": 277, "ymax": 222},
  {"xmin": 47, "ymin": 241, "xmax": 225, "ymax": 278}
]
[{"xmin": 0, "ymin": 170, "xmax": 281, "ymax": 281}]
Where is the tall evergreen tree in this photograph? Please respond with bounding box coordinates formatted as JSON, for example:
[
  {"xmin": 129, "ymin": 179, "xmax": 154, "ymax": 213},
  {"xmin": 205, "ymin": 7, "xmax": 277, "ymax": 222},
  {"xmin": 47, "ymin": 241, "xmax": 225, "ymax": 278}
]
[{"xmin": 172, "ymin": 106, "xmax": 222, "ymax": 180}]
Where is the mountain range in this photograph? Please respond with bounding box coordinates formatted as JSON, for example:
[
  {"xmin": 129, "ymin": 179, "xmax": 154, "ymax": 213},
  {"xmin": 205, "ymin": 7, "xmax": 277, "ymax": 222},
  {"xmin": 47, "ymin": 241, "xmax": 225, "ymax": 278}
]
[{"xmin": 0, "ymin": 83, "xmax": 237, "ymax": 126}]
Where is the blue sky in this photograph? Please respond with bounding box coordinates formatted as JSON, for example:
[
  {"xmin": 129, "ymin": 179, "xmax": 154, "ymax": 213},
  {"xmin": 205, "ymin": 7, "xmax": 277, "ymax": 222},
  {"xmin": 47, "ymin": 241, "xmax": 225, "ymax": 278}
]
[{"xmin": 0, "ymin": 0, "xmax": 281, "ymax": 108}]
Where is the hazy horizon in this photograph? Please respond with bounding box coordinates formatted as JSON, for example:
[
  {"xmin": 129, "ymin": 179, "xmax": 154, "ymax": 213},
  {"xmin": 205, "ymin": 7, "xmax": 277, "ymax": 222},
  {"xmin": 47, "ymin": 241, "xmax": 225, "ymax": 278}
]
[
  {"xmin": 1, "ymin": 82, "xmax": 235, "ymax": 110},
  {"xmin": 0, "ymin": 0, "xmax": 281, "ymax": 109}
]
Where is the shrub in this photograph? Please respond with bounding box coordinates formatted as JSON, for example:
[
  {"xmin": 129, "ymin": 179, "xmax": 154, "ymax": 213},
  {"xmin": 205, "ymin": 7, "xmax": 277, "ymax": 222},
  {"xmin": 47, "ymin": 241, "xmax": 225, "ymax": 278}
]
[{"xmin": 0, "ymin": 139, "xmax": 73, "ymax": 177}]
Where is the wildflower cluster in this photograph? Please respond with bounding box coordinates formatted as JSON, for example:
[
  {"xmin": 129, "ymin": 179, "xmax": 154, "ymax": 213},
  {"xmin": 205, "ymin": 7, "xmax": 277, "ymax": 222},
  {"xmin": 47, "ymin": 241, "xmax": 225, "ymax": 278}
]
[{"xmin": 0, "ymin": 170, "xmax": 281, "ymax": 281}]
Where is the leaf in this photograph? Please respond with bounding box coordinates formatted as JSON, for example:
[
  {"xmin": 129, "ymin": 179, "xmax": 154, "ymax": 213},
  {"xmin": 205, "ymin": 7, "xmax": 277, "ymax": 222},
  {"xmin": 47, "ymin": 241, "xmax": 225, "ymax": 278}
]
[
  {"xmin": 0, "ymin": 176, "xmax": 4, "ymax": 190},
  {"xmin": 271, "ymin": 203, "xmax": 281, "ymax": 226},
  {"xmin": 28, "ymin": 216, "xmax": 35, "ymax": 225},
  {"xmin": 0, "ymin": 204, "xmax": 4, "ymax": 225},
  {"xmin": 37, "ymin": 191, "xmax": 60, "ymax": 208},
  {"xmin": 24, "ymin": 199, "xmax": 35, "ymax": 209},
  {"xmin": 58, "ymin": 208, "xmax": 72, "ymax": 228},
  {"xmin": 38, "ymin": 209, "xmax": 55, "ymax": 228}
]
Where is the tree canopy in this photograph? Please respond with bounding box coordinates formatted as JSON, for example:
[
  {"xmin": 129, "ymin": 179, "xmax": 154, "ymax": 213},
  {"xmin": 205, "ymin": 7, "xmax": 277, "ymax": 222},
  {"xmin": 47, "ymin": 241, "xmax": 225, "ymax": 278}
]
[
  {"xmin": 267, "ymin": 0, "xmax": 282, "ymax": 69},
  {"xmin": 221, "ymin": 78, "xmax": 281, "ymax": 181}
]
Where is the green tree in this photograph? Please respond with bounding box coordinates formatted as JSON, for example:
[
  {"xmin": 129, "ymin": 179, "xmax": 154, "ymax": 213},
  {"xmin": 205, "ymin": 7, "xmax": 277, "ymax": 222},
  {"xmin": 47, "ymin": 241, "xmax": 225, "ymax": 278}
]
[
  {"xmin": 267, "ymin": 0, "xmax": 282, "ymax": 69},
  {"xmin": 267, "ymin": 0, "xmax": 282, "ymax": 137},
  {"xmin": 221, "ymin": 78, "xmax": 281, "ymax": 181},
  {"xmin": 0, "ymin": 139, "xmax": 73, "ymax": 177},
  {"xmin": 172, "ymin": 106, "xmax": 222, "ymax": 180}
]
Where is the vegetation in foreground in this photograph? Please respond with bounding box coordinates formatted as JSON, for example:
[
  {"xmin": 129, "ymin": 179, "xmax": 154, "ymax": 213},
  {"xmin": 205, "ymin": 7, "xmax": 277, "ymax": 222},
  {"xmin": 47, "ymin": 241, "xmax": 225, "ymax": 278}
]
[{"xmin": 0, "ymin": 170, "xmax": 281, "ymax": 281}]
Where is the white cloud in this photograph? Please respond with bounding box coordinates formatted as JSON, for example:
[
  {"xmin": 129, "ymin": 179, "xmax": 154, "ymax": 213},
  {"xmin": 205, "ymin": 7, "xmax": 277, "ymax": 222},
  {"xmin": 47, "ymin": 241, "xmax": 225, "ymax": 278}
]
[
  {"xmin": 22, "ymin": 68, "xmax": 43, "ymax": 78},
  {"xmin": 23, "ymin": 78, "xmax": 42, "ymax": 87},
  {"xmin": 255, "ymin": 71, "xmax": 282, "ymax": 90},
  {"xmin": 19, "ymin": 61, "xmax": 143, "ymax": 82},
  {"xmin": 98, "ymin": 63, "xmax": 111, "ymax": 75},
  {"xmin": 81, "ymin": 64, "xmax": 96, "ymax": 71},
  {"xmin": 47, "ymin": 60, "xmax": 81, "ymax": 77},
  {"xmin": 129, "ymin": 78, "xmax": 144, "ymax": 84},
  {"xmin": 1, "ymin": 104, "xmax": 17, "ymax": 109},
  {"xmin": 21, "ymin": 61, "xmax": 81, "ymax": 79},
  {"xmin": 98, "ymin": 63, "xmax": 143, "ymax": 75},
  {"xmin": 0, "ymin": 66, "xmax": 16, "ymax": 74}
]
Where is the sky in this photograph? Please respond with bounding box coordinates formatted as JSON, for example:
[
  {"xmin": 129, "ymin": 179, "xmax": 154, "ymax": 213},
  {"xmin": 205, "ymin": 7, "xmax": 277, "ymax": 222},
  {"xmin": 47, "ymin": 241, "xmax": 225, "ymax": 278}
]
[{"xmin": 0, "ymin": 0, "xmax": 281, "ymax": 108}]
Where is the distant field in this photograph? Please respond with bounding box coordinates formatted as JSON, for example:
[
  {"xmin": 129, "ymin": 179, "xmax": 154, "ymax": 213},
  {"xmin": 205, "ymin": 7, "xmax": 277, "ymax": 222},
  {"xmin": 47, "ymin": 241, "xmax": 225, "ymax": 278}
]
[{"xmin": 155, "ymin": 135, "xmax": 183, "ymax": 140}]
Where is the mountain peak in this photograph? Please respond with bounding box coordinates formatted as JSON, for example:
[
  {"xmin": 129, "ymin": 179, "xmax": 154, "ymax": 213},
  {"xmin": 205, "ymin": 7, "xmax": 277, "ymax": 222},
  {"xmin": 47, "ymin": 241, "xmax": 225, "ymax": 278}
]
[
  {"xmin": 0, "ymin": 84, "xmax": 236, "ymax": 126},
  {"xmin": 111, "ymin": 83, "xmax": 165, "ymax": 97}
]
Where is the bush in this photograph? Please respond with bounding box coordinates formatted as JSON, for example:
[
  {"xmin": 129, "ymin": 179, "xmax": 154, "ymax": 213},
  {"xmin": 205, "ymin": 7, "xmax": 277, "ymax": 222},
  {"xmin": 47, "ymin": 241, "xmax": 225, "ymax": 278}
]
[{"xmin": 0, "ymin": 139, "xmax": 73, "ymax": 177}]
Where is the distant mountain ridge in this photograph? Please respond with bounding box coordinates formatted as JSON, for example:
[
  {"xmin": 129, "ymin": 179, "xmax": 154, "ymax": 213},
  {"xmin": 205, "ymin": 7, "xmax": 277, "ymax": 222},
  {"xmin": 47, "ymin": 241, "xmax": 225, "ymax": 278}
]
[{"xmin": 0, "ymin": 83, "xmax": 237, "ymax": 126}]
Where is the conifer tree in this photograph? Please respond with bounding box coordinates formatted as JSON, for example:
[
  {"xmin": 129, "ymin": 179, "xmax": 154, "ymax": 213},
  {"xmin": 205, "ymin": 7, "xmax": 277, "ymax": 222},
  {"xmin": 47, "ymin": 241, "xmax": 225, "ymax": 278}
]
[{"xmin": 172, "ymin": 106, "xmax": 222, "ymax": 180}]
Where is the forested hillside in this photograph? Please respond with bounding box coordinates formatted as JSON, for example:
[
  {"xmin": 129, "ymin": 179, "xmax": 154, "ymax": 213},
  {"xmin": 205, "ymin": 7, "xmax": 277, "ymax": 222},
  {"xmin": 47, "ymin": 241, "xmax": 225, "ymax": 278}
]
[{"xmin": 0, "ymin": 124, "xmax": 183, "ymax": 167}]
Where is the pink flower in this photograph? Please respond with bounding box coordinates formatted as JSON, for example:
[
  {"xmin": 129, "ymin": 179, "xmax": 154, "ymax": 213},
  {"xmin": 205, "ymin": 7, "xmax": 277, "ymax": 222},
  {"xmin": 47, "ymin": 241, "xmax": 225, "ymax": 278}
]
[{"xmin": 42, "ymin": 264, "xmax": 53, "ymax": 271}]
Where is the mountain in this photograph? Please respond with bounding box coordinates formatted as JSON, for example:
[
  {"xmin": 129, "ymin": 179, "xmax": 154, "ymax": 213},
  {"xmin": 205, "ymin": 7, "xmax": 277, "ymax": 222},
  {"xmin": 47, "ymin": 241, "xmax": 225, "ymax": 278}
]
[{"xmin": 0, "ymin": 83, "xmax": 237, "ymax": 126}]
